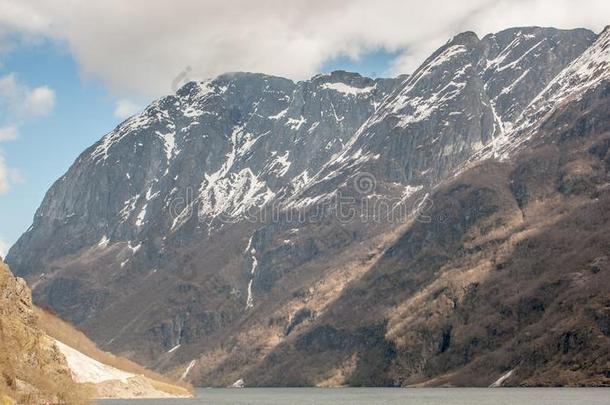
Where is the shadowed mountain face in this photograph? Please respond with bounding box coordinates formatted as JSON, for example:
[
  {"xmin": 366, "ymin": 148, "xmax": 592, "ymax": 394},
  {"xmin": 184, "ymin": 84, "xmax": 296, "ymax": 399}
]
[{"xmin": 6, "ymin": 26, "xmax": 609, "ymax": 387}]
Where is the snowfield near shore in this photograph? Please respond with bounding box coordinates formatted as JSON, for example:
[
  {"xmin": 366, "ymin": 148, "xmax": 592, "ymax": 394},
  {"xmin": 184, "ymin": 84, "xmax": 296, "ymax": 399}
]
[{"xmin": 54, "ymin": 339, "xmax": 135, "ymax": 384}]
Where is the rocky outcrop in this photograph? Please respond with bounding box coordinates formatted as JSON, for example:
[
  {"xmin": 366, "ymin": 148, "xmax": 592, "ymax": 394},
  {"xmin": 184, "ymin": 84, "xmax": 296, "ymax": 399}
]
[
  {"xmin": 0, "ymin": 261, "xmax": 88, "ymax": 404},
  {"xmin": 0, "ymin": 260, "xmax": 191, "ymax": 401}
]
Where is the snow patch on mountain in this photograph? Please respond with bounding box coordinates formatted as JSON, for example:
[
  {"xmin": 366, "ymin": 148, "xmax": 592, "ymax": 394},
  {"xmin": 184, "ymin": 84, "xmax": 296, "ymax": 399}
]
[
  {"xmin": 492, "ymin": 28, "xmax": 609, "ymax": 160},
  {"xmin": 245, "ymin": 235, "xmax": 259, "ymax": 310},
  {"xmin": 120, "ymin": 194, "xmax": 141, "ymax": 222},
  {"xmin": 268, "ymin": 151, "xmax": 291, "ymax": 177},
  {"xmin": 157, "ymin": 130, "xmax": 177, "ymax": 161},
  {"xmin": 98, "ymin": 235, "xmax": 110, "ymax": 248},
  {"xmin": 128, "ymin": 241, "xmax": 141, "ymax": 254},
  {"xmin": 268, "ymin": 108, "xmax": 288, "ymax": 120},
  {"xmin": 522, "ymin": 28, "xmax": 610, "ymax": 126},
  {"xmin": 181, "ymin": 360, "xmax": 197, "ymax": 380},
  {"xmin": 191, "ymin": 125, "xmax": 276, "ymax": 225},
  {"xmin": 487, "ymin": 38, "xmax": 545, "ymax": 73},
  {"xmin": 168, "ymin": 344, "xmax": 181, "ymax": 353},
  {"xmin": 427, "ymin": 45, "xmax": 468, "ymax": 70},
  {"xmin": 54, "ymin": 340, "xmax": 135, "ymax": 384},
  {"xmin": 286, "ymin": 116, "xmax": 307, "ymax": 131},
  {"xmin": 489, "ymin": 369, "xmax": 515, "ymax": 388},
  {"xmin": 320, "ymin": 82, "xmax": 376, "ymax": 95}
]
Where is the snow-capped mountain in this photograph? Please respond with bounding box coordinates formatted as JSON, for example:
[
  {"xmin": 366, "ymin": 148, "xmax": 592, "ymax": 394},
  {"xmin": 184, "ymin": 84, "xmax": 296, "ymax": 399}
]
[
  {"xmin": 8, "ymin": 70, "xmax": 399, "ymax": 276},
  {"xmin": 303, "ymin": 27, "xmax": 596, "ymax": 194},
  {"xmin": 6, "ymin": 26, "xmax": 609, "ymax": 387}
]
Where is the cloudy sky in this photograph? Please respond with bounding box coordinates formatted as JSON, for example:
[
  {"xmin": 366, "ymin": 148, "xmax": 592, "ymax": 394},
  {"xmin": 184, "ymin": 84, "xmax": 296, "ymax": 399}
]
[{"xmin": 0, "ymin": 0, "xmax": 609, "ymax": 256}]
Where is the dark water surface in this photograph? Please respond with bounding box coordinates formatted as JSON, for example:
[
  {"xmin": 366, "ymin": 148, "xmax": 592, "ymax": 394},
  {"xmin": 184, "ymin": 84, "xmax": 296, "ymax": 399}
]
[{"xmin": 98, "ymin": 387, "xmax": 610, "ymax": 405}]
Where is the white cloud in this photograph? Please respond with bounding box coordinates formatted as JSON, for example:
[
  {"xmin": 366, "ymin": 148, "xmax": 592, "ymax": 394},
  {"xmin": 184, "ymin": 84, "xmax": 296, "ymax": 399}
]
[
  {"xmin": 0, "ymin": 238, "xmax": 9, "ymax": 259},
  {"xmin": 0, "ymin": 125, "xmax": 18, "ymax": 142},
  {"xmin": 0, "ymin": 73, "xmax": 56, "ymax": 119},
  {"xmin": 8, "ymin": 167, "xmax": 23, "ymax": 184},
  {"xmin": 0, "ymin": 152, "xmax": 9, "ymax": 194},
  {"xmin": 24, "ymin": 85, "xmax": 55, "ymax": 117},
  {"xmin": 0, "ymin": 149, "xmax": 23, "ymax": 195},
  {"xmin": 0, "ymin": 74, "xmax": 55, "ymax": 153},
  {"xmin": 113, "ymin": 99, "xmax": 140, "ymax": 119},
  {"xmin": 0, "ymin": 0, "xmax": 608, "ymax": 97}
]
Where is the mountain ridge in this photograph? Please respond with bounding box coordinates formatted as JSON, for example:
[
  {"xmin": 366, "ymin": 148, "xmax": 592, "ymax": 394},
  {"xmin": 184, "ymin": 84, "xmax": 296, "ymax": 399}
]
[{"xmin": 6, "ymin": 25, "xmax": 609, "ymax": 387}]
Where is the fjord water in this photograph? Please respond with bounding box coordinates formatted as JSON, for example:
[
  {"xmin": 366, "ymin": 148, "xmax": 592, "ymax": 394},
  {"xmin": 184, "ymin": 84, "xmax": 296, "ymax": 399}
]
[{"xmin": 99, "ymin": 388, "xmax": 610, "ymax": 404}]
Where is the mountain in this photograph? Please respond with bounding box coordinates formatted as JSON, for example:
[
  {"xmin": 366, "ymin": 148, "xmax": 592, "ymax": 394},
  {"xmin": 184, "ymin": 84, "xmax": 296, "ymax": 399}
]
[{"xmin": 6, "ymin": 26, "xmax": 609, "ymax": 387}]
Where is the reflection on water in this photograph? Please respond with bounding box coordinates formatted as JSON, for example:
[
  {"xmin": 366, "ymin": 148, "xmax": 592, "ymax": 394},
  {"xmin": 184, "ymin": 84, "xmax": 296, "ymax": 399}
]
[{"xmin": 98, "ymin": 387, "xmax": 610, "ymax": 405}]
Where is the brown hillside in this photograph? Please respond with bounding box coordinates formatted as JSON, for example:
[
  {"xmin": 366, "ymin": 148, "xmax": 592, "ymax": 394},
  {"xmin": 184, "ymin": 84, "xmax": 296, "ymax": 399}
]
[{"xmin": 0, "ymin": 261, "xmax": 91, "ymax": 404}]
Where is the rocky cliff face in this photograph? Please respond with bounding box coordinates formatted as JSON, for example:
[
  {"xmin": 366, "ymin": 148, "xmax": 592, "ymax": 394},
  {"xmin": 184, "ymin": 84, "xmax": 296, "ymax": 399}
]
[
  {"xmin": 6, "ymin": 26, "xmax": 609, "ymax": 387},
  {"xmin": 0, "ymin": 261, "xmax": 88, "ymax": 404},
  {"xmin": 8, "ymin": 70, "xmax": 398, "ymax": 276}
]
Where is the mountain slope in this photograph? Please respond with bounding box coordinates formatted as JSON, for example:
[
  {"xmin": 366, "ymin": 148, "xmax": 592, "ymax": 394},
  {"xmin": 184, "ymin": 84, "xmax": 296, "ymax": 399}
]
[
  {"xmin": 239, "ymin": 27, "xmax": 610, "ymax": 387},
  {"xmin": 0, "ymin": 260, "xmax": 191, "ymax": 401},
  {"xmin": 5, "ymin": 26, "xmax": 607, "ymax": 386},
  {"xmin": 302, "ymin": 27, "xmax": 596, "ymax": 194},
  {"xmin": 36, "ymin": 308, "xmax": 193, "ymax": 398},
  {"xmin": 0, "ymin": 261, "xmax": 89, "ymax": 404}
]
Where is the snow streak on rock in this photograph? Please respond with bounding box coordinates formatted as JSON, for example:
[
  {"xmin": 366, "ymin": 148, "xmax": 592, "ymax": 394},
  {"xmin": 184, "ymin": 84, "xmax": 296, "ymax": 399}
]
[
  {"xmin": 482, "ymin": 27, "xmax": 610, "ymax": 160},
  {"xmin": 181, "ymin": 360, "xmax": 197, "ymax": 380},
  {"xmin": 245, "ymin": 235, "xmax": 258, "ymax": 310}
]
